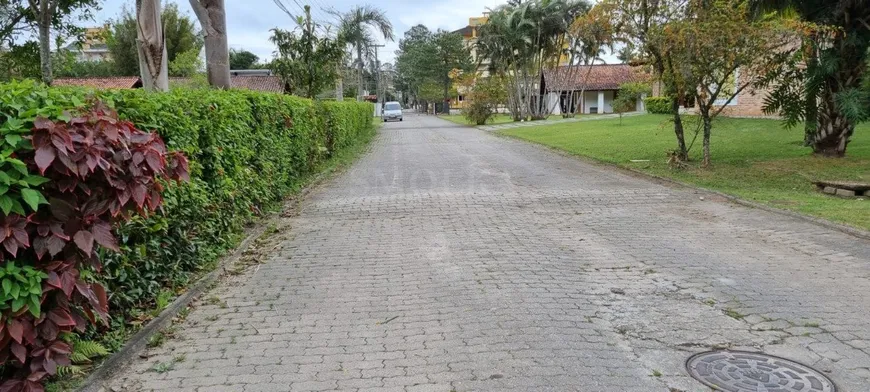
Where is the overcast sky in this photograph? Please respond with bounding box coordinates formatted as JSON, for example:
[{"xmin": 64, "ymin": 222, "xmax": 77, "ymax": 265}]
[{"xmin": 90, "ymin": 0, "xmax": 511, "ymax": 64}]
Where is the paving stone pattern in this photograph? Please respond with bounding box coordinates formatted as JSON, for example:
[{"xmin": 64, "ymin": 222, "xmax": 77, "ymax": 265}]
[{"xmin": 106, "ymin": 114, "xmax": 870, "ymax": 392}]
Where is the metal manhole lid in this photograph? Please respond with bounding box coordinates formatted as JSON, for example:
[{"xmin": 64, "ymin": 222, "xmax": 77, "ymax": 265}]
[{"xmin": 686, "ymin": 350, "xmax": 836, "ymax": 392}]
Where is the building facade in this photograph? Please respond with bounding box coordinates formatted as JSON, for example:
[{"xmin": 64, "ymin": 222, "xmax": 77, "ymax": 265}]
[
  {"xmin": 453, "ymin": 14, "xmax": 492, "ymax": 77},
  {"xmin": 543, "ymin": 64, "xmax": 646, "ymax": 115},
  {"xmin": 63, "ymin": 27, "xmax": 111, "ymax": 62},
  {"xmin": 650, "ymin": 75, "xmax": 777, "ymax": 118}
]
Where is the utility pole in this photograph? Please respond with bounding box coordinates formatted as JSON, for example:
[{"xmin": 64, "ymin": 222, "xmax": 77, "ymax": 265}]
[
  {"xmin": 373, "ymin": 44, "xmax": 385, "ymax": 114},
  {"xmin": 373, "ymin": 45, "xmax": 385, "ymax": 103}
]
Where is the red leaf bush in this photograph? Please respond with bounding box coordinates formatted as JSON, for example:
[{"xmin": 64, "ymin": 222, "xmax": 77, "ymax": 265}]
[{"xmin": 0, "ymin": 102, "xmax": 188, "ymax": 391}]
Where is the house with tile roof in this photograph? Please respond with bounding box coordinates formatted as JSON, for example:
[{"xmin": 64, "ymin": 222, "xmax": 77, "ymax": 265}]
[
  {"xmin": 53, "ymin": 77, "xmax": 142, "ymax": 89},
  {"xmin": 542, "ymin": 64, "xmax": 647, "ymax": 115},
  {"xmin": 229, "ymin": 75, "xmax": 286, "ymax": 93},
  {"xmin": 52, "ymin": 75, "xmax": 287, "ymax": 94},
  {"xmin": 170, "ymin": 75, "xmax": 286, "ymax": 93}
]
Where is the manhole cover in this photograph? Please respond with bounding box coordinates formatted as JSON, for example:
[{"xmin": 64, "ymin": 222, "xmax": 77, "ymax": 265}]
[{"xmin": 686, "ymin": 350, "xmax": 836, "ymax": 392}]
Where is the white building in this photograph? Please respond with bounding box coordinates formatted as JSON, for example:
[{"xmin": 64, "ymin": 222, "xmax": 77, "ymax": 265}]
[
  {"xmin": 62, "ymin": 27, "xmax": 111, "ymax": 62},
  {"xmin": 543, "ymin": 64, "xmax": 646, "ymax": 115}
]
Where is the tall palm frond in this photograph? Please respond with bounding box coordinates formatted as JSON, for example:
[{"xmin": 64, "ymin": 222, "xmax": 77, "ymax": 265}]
[{"xmin": 334, "ymin": 5, "xmax": 394, "ymax": 100}]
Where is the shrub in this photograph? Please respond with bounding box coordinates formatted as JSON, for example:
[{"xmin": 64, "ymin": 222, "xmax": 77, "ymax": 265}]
[
  {"xmin": 0, "ymin": 80, "xmax": 373, "ymax": 390},
  {"xmin": 644, "ymin": 96, "xmax": 672, "ymax": 114},
  {"xmin": 463, "ymin": 101, "xmax": 495, "ymax": 125},
  {"xmin": 0, "ymin": 102, "xmax": 189, "ymax": 390},
  {"xmin": 614, "ymin": 82, "xmax": 652, "ymax": 125},
  {"xmin": 462, "ymin": 76, "xmax": 508, "ymax": 125}
]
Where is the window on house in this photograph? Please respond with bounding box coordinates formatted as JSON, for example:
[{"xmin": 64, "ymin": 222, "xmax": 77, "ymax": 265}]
[{"xmin": 713, "ymin": 70, "xmax": 739, "ymax": 106}]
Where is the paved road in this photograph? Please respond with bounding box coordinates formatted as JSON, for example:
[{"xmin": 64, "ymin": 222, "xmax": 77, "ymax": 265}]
[{"xmin": 108, "ymin": 114, "xmax": 870, "ymax": 392}]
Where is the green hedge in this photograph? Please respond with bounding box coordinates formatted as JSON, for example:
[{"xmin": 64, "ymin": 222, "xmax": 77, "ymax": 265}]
[
  {"xmin": 0, "ymin": 80, "xmax": 373, "ymax": 348},
  {"xmin": 644, "ymin": 96, "xmax": 672, "ymax": 114}
]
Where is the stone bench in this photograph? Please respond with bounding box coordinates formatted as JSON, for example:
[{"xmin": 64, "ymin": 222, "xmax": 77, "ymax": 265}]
[{"xmin": 813, "ymin": 181, "xmax": 870, "ymax": 197}]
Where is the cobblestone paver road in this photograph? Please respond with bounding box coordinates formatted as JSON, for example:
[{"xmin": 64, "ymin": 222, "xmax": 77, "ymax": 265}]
[{"xmin": 108, "ymin": 114, "xmax": 870, "ymax": 392}]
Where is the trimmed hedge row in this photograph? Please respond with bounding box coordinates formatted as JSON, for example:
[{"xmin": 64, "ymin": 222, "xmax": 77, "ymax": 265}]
[
  {"xmin": 644, "ymin": 96, "xmax": 672, "ymax": 114},
  {"xmin": 0, "ymin": 81, "xmax": 373, "ymax": 355}
]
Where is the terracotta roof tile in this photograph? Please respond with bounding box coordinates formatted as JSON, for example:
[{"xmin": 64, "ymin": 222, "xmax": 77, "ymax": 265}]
[
  {"xmin": 544, "ymin": 64, "xmax": 642, "ymax": 91},
  {"xmin": 170, "ymin": 75, "xmax": 285, "ymax": 93},
  {"xmin": 230, "ymin": 76, "xmax": 285, "ymax": 93},
  {"xmin": 54, "ymin": 75, "xmax": 285, "ymax": 93},
  {"xmin": 53, "ymin": 77, "xmax": 142, "ymax": 89}
]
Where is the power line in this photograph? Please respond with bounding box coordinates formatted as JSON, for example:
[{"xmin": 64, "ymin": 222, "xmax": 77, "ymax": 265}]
[{"xmin": 272, "ymin": 0, "xmax": 333, "ymax": 35}]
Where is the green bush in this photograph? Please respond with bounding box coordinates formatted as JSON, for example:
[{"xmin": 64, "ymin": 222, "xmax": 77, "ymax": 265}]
[
  {"xmin": 462, "ymin": 76, "xmax": 508, "ymax": 125},
  {"xmin": 0, "ymin": 81, "xmax": 373, "ymax": 377},
  {"xmin": 0, "ymin": 102, "xmax": 188, "ymax": 389},
  {"xmin": 644, "ymin": 96, "xmax": 672, "ymax": 114},
  {"xmin": 98, "ymin": 88, "xmax": 372, "ymax": 318}
]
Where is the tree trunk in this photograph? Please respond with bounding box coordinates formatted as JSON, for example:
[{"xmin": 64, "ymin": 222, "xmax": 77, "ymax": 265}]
[
  {"xmin": 671, "ymin": 98, "xmax": 688, "ymax": 161},
  {"xmin": 701, "ymin": 109, "xmax": 712, "ymax": 167},
  {"xmin": 189, "ymin": 0, "xmax": 230, "ymax": 89},
  {"xmin": 356, "ymin": 47, "xmax": 363, "ymax": 102},
  {"xmin": 442, "ymin": 72, "xmax": 449, "ymax": 115},
  {"xmin": 137, "ymin": 0, "xmax": 169, "ymax": 91},
  {"xmin": 37, "ymin": 4, "xmax": 52, "ymax": 85},
  {"xmin": 335, "ymin": 78, "xmax": 343, "ymax": 101},
  {"xmin": 807, "ymin": 49, "xmax": 861, "ymax": 157},
  {"xmin": 811, "ymin": 98, "xmax": 854, "ymax": 157}
]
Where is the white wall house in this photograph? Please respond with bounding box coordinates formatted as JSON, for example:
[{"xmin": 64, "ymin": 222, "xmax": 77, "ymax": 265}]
[
  {"xmin": 62, "ymin": 27, "xmax": 111, "ymax": 62},
  {"xmin": 543, "ymin": 64, "xmax": 645, "ymax": 115}
]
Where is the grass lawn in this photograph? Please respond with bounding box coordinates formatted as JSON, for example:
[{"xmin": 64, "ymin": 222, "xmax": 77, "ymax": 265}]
[
  {"xmin": 501, "ymin": 114, "xmax": 870, "ymax": 230},
  {"xmin": 439, "ymin": 113, "xmax": 517, "ymax": 125}
]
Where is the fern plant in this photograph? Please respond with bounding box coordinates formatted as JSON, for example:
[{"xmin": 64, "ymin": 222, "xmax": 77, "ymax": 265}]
[
  {"xmin": 67, "ymin": 340, "xmax": 109, "ymax": 364},
  {"xmin": 55, "ymin": 337, "xmax": 110, "ymax": 379}
]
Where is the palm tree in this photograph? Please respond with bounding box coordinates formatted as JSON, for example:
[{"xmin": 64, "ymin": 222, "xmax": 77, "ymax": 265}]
[
  {"xmin": 476, "ymin": 0, "xmax": 590, "ymax": 120},
  {"xmin": 335, "ymin": 6, "xmax": 394, "ymax": 101},
  {"xmin": 752, "ymin": 0, "xmax": 870, "ymax": 156}
]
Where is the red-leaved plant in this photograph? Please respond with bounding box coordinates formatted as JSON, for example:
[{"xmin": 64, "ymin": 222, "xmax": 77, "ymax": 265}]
[{"xmin": 0, "ymin": 102, "xmax": 188, "ymax": 391}]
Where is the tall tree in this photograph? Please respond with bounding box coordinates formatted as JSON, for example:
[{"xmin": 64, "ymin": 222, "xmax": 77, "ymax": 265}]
[
  {"xmin": 106, "ymin": 8, "xmax": 139, "ymax": 75},
  {"xmin": 754, "ymin": 0, "xmax": 870, "ymax": 156},
  {"xmin": 336, "ymin": 5, "xmax": 393, "ymax": 101},
  {"xmin": 229, "ymin": 48, "xmax": 259, "ymax": 69},
  {"xmin": 270, "ymin": 5, "xmax": 344, "ymax": 98},
  {"xmin": 662, "ymin": 0, "xmax": 792, "ymax": 166},
  {"xmin": 563, "ymin": 2, "xmax": 612, "ymax": 117},
  {"xmin": 394, "ymin": 25, "xmax": 472, "ymax": 113},
  {"xmin": 107, "ymin": 4, "xmax": 202, "ymax": 76},
  {"xmin": 23, "ymin": 0, "xmax": 100, "ymax": 84},
  {"xmin": 394, "ymin": 24, "xmax": 434, "ymax": 107},
  {"xmin": 189, "ymin": 0, "xmax": 230, "ymax": 88},
  {"xmin": 162, "ymin": 2, "xmax": 201, "ymax": 62},
  {"xmin": 431, "ymin": 30, "xmax": 472, "ymax": 112},
  {"xmin": 136, "ymin": 0, "xmax": 169, "ymax": 91},
  {"xmin": 603, "ymin": 0, "xmax": 692, "ymax": 160},
  {"xmin": 477, "ymin": 0, "xmax": 589, "ymax": 120}
]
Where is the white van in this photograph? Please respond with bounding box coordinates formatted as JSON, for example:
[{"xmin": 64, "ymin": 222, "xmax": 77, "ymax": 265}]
[{"xmin": 383, "ymin": 101, "xmax": 403, "ymax": 122}]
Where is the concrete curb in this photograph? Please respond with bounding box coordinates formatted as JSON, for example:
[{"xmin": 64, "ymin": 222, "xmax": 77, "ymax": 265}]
[
  {"xmin": 494, "ymin": 132, "xmax": 870, "ymax": 242},
  {"xmin": 78, "ymin": 221, "xmax": 267, "ymax": 392},
  {"xmin": 77, "ymin": 146, "xmax": 360, "ymax": 392}
]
